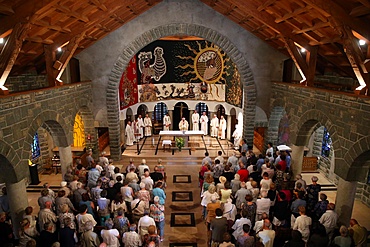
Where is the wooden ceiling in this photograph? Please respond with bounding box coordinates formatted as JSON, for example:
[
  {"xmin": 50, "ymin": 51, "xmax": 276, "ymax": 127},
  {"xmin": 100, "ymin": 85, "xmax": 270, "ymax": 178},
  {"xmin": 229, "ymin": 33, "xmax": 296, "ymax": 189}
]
[{"xmin": 0, "ymin": 0, "xmax": 369, "ymax": 92}]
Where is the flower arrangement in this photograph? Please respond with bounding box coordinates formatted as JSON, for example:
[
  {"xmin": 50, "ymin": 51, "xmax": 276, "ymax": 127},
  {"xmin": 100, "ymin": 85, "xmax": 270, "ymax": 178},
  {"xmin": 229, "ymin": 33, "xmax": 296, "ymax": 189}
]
[{"xmin": 175, "ymin": 137, "xmax": 185, "ymax": 151}]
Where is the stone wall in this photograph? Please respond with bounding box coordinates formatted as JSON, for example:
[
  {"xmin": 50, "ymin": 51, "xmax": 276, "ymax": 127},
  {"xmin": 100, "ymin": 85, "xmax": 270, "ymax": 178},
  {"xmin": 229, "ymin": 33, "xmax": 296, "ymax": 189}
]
[
  {"xmin": 356, "ymin": 183, "xmax": 370, "ymax": 207},
  {"xmin": 0, "ymin": 82, "xmax": 93, "ymax": 183},
  {"xmin": 5, "ymin": 73, "xmax": 48, "ymax": 93},
  {"xmin": 271, "ymin": 82, "xmax": 370, "ymax": 203}
]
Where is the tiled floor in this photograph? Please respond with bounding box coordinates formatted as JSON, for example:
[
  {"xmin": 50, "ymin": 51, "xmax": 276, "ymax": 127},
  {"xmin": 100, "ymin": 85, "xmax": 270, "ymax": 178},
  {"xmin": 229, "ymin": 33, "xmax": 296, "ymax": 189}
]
[{"xmin": 26, "ymin": 136, "xmax": 370, "ymax": 246}]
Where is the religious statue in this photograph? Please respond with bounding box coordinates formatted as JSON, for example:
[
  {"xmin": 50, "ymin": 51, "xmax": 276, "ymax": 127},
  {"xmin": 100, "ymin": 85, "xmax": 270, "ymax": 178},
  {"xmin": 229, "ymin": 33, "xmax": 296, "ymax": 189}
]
[
  {"xmin": 210, "ymin": 114, "xmax": 219, "ymax": 137},
  {"xmin": 143, "ymin": 114, "xmax": 152, "ymax": 137},
  {"xmin": 200, "ymin": 112, "xmax": 208, "ymax": 135},
  {"xmin": 163, "ymin": 113, "xmax": 171, "ymax": 131},
  {"xmin": 192, "ymin": 110, "xmax": 200, "ymax": 131},
  {"xmin": 137, "ymin": 115, "xmax": 144, "ymax": 139},
  {"xmin": 125, "ymin": 121, "xmax": 135, "ymax": 146},
  {"xmin": 179, "ymin": 117, "xmax": 189, "ymax": 131},
  {"xmin": 218, "ymin": 115, "xmax": 227, "ymax": 139}
]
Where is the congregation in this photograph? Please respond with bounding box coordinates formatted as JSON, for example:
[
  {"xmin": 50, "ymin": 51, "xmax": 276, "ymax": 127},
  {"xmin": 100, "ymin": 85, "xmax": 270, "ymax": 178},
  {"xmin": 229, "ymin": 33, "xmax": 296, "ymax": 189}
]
[
  {"xmin": 198, "ymin": 144, "xmax": 368, "ymax": 247},
  {"xmin": 0, "ymin": 144, "xmax": 368, "ymax": 247}
]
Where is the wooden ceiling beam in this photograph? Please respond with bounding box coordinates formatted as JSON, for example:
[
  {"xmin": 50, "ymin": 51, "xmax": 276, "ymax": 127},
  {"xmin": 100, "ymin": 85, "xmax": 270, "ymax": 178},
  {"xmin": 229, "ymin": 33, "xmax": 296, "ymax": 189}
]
[
  {"xmin": 55, "ymin": 4, "xmax": 90, "ymax": 23},
  {"xmin": 275, "ymin": 6, "xmax": 311, "ymax": 23},
  {"xmin": 357, "ymin": 0, "xmax": 370, "ymax": 9},
  {"xmin": 0, "ymin": 0, "xmax": 61, "ymax": 37},
  {"xmin": 0, "ymin": 3, "xmax": 15, "ymax": 15},
  {"xmin": 0, "ymin": 23, "xmax": 31, "ymax": 94},
  {"xmin": 350, "ymin": 6, "xmax": 370, "ymax": 17},
  {"xmin": 302, "ymin": 0, "xmax": 370, "ymax": 41},
  {"xmin": 30, "ymin": 20, "xmax": 71, "ymax": 33},
  {"xmin": 293, "ymin": 21, "xmax": 329, "ymax": 34},
  {"xmin": 223, "ymin": 4, "xmax": 236, "ymax": 16},
  {"xmin": 95, "ymin": 24, "xmax": 111, "ymax": 32},
  {"xmin": 25, "ymin": 36, "xmax": 54, "ymax": 45},
  {"xmin": 111, "ymin": 14, "xmax": 125, "ymax": 24},
  {"xmin": 257, "ymin": 0, "xmax": 276, "ymax": 11},
  {"xmin": 89, "ymin": 0, "xmax": 108, "ymax": 12}
]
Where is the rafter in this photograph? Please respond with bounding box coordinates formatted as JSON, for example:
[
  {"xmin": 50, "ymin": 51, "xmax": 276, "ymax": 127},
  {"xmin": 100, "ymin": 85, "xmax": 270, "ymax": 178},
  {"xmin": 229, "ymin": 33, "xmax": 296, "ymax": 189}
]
[
  {"xmin": 0, "ymin": 4, "xmax": 14, "ymax": 15},
  {"xmin": 257, "ymin": 0, "xmax": 276, "ymax": 12},
  {"xmin": 25, "ymin": 36, "xmax": 54, "ymax": 45},
  {"xmin": 293, "ymin": 22, "xmax": 329, "ymax": 34},
  {"xmin": 89, "ymin": 0, "xmax": 108, "ymax": 11},
  {"xmin": 275, "ymin": 6, "xmax": 311, "ymax": 23},
  {"xmin": 30, "ymin": 19, "xmax": 71, "ymax": 33},
  {"xmin": 55, "ymin": 4, "xmax": 90, "ymax": 23},
  {"xmin": 0, "ymin": 23, "xmax": 31, "ymax": 94}
]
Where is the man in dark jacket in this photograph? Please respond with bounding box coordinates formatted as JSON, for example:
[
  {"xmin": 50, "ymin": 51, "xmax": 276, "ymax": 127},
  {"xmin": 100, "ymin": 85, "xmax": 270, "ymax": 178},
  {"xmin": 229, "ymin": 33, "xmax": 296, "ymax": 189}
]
[{"xmin": 210, "ymin": 208, "xmax": 228, "ymax": 246}]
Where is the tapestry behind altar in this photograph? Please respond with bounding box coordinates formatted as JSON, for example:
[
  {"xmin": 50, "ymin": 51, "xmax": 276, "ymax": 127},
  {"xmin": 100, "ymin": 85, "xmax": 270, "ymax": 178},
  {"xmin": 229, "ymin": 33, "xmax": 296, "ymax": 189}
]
[{"xmin": 119, "ymin": 40, "xmax": 242, "ymax": 110}]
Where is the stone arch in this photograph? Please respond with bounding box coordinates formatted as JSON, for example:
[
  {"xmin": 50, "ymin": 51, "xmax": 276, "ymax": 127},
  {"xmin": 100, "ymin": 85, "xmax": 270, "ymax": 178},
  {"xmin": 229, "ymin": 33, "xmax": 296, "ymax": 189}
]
[
  {"xmin": 336, "ymin": 136, "xmax": 370, "ymax": 181},
  {"xmin": 0, "ymin": 140, "xmax": 20, "ymax": 183},
  {"xmin": 22, "ymin": 110, "xmax": 69, "ymax": 162},
  {"xmin": 294, "ymin": 109, "xmax": 338, "ymax": 150},
  {"xmin": 266, "ymin": 106, "xmax": 286, "ymax": 147},
  {"xmin": 106, "ymin": 24, "xmax": 256, "ymax": 159}
]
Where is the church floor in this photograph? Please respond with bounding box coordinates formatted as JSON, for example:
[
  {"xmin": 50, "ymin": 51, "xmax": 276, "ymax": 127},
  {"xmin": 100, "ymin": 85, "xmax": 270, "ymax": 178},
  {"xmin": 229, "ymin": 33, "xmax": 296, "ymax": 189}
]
[{"xmin": 26, "ymin": 135, "xmax": 370, "ymax": 246}]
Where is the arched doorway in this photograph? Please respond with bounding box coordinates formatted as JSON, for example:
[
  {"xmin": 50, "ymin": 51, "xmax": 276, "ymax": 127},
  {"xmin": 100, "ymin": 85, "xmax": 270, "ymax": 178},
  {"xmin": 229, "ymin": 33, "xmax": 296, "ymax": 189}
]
[
  {"xmin": 216, "ymin": 105, "xmax": 226, "ymax": 119},
  {"xmin": 173, "ymin": 102, "xmax": 189, "ymax": 130},
  {"xmin": 126, "ymin": 108, "xmax": 134, "ymax": 124},
  {"xmin": 137, "ymin": 104, "xmax": 148, "ymax": 119}
]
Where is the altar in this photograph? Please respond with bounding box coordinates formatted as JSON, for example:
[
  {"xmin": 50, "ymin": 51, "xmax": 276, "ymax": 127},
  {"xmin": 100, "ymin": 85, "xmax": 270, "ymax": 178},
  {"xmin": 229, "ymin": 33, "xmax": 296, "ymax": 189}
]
[{"xmin": 155, "ymin": 130, "xmax": 207, "ymax": 155}]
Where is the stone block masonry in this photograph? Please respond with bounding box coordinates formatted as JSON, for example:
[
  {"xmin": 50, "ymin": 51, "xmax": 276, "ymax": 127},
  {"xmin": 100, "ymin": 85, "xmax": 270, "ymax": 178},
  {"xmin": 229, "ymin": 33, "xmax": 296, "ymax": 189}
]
[{"xmin": 0, "ymin": 82, "xmax": 93, "ymax": 183}]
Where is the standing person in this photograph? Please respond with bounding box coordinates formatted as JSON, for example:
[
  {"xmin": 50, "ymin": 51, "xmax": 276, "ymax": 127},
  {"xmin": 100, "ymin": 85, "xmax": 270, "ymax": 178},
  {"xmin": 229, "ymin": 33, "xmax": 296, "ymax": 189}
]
[
  {"xmin": 236, "ymin": 224, "xmax": 255, "ymax": 247},
  {"xmin": 257, "ymin": 219, "xmax": 275, "ymax": 247},
  {"xmin": 125, "ymin": 121, "xmax": 135, "ymax": 146},
  {"xmin": 143, "ymin": 114, "xmax": 152, "ymax": 137},
  {"xmin": 101, "ymin": 218, "xmax": 120, "ymax": 247},
  {"xmin": 133, "ymin": 118, "xmax": 140, "ymax": 143},
  {"xmin": 87, "ymin": 164, "xmax": 100, "ymax": 189},
  {"xmin": 293, "ymin": 206, "xmax": 312, "ymax": 242},
  {"xmin": 80, "ymin": 220, "xmax": 101, "ymax": 247},
  {"xmin": 334, "ymin": 225, "xmax": 352, "ymax": 247},
  {"xmin": 200, "ymin": 111, "xmax": 209, "ymax": 135},
  {"xmin": 192, "ymin": 110, "xmax": 200, "ymax": 131},
  {"xmin": 163, "ymin": 113, "xmax": 171, "ymax": 131},
  {"xmin": 210, "ymin": 114, "xmax": 219, "ymax": 137},
  {"xmin": 178, "ymin": 117, "xmax": 189, "ymax": 131},
  {"xmin": 137, "ymin": 115, "xmax": 144, "ymax": 139},
  {"xmin": 266, "ymin": 142, "xmax": 273, "ymax": 157},
  {"xmin": 38, "ymin": 201, "xmax": 57, "ymax": 233},
  {"xmin": 306, "ymin": 176, "xmax": 321, "ymax": 214},
  {"xmin": 150, "ymin": 196, "xmax": 165, "ymax": 242},
  {"xmin": 218, "ymin": 115, "xmax": 227, "ymax": 139},
  {"xmin": 210, "ymin": 208, "xmax": 228, "ymax": 246},
  {"xmin": 319, "ymin": 203, "xmax": 338, "ymax": 240},
  {"xmin": 349, "ymin": 219, "xmax": 368, "ymax": 247},
  {"xmin": 122, "ymin": 224, "xmax": 142, "ymax": 247}
]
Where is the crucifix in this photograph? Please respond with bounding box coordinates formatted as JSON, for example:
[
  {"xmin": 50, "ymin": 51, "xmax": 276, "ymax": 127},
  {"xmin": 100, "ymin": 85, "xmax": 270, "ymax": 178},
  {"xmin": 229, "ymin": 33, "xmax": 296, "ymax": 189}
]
[{"xmin": 175, "ymin": 103, "xmax": 186, "ymax": 119}]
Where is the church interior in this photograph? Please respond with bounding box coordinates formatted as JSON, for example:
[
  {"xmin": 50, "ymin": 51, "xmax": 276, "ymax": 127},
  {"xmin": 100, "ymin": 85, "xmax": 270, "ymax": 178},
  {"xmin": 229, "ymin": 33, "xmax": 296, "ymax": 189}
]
[{"xmin": 0, "ymin": 0, "xmax": 370, "ymax": 246}]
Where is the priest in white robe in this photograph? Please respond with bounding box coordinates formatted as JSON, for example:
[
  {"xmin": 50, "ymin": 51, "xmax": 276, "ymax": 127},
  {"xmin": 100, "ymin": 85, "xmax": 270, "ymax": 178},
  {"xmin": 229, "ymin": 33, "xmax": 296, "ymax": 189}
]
[
  {"xmin": 179, "ymin": 117, "xmax": 189, "ymax": 131},
  {"xmin": 133, "ymin": 118, "xmax": 140, "ymax": 142},
  {"xmin": 210, "ymin": 114, "xmax": 219, "ymax": 137},
  {"xmin": 137, "ymin": 115, "xmax": 144, "ymax": 139},
  {"xmin": 125, "ymin": 121, "xmax": 135, "ymax": 146},
  {"xmin": 232, "ymin": 124, "xmax": 242, "ymax": 149},
  {"xmin": 163, "ymin": 113, "xmax": 171, "ymax": 131},
  {"xmin": 200, "ymin": 112, "xmax": 208, "ymax": 135},
  {"xmin": 143, "ymin": 114, "xmax": 152, "ymax": 137},
  {"xmin": 218, "ymin": 115, "xmax": 227, "ymax": 139},
  {"xmin": 192, "ymin": 110, "xmax": 200, "ymax": 131}
]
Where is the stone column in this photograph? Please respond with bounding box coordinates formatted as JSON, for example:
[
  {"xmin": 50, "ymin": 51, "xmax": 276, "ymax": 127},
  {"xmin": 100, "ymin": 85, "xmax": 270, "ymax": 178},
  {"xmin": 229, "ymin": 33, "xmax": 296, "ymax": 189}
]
[
  {"xmin": 189, "ymin": 110, "xmax": 194, "ymax": 130},
  {"xmin": 168, "ymin": 110, "xmax": 173, "ymax": 130},
  {"xmin": 227, "ymin": 115, "xmax": 232, "ymax": 140},
  {"xmin": 290, "ymin": 145, "xmax": 305, "ymax": 176},
  {"xmin": 335, "ymin": 178, "xmax": 357, "ymax": 227},
  {"xmin": 6, "ymin": 178, "xmax": 28, "ymax": 238},
  {"xmin": 120, "ymin": 120, "xmax": 125, "ymax": 147},
  {"xmin": 59, "ymin": 146, "xmax": 73, "ymax": 178}
]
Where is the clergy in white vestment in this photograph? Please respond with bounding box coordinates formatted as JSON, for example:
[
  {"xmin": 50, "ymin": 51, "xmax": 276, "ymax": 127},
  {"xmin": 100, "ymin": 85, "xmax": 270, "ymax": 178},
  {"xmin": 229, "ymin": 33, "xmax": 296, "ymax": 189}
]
[
  {"xmin": 210, "ymin": 114, "xmax": 219, "ymax": 137},
  {"xmin": 200, "ymin": 112, "xmax": 208, "ymax": 135},
  {"xmin": 163, "ymin": 113, "xmax": 171, "ymax": 131},
  {"xmin": 192, "ymin": 110, "xmax": 200, "ymax": 131},
  {"xmin": 218, "ymin": 115, "xmax": 227, "ymax": 139},
  {"xmin": 137, "ymin": 115, "xmax": 144, "ymax": 139},
  {"xmin": 133, "ymin": 119, "xmax": 140, "ymax": 142},
  {"xmin": 179, "ymin": 117, "xmax": 189, "ymax": 131},
  {"xmin": 143, "ymin": 114, "xmax": 152, "ymax": 137},
  {"xmin": 232, "ymin": 124, "xmax": 242, "ymax": 149},
  {"xmin": 125, "ymin": 121, "xmax": 135, "ymax": 146}
]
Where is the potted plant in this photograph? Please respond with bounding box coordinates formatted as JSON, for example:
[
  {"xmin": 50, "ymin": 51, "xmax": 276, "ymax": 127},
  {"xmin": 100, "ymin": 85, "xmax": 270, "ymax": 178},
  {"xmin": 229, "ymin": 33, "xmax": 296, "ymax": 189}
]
[{"xmin": 175, "ymin": 137, "xmax": 185, "ymax": 151}]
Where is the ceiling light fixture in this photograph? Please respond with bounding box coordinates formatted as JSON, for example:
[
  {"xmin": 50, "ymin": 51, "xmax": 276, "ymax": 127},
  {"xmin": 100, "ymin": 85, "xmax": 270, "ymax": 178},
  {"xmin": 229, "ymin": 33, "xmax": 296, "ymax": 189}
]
[
  {"xmin": 57, "ymin": 47, "xmax": 62, "ymax": 52},
  {"xmin": 0, "ymin": 38, "xmax": 4, "ymax": 44},
  {"xmin": 300, "ymin": 47, "xmax": 306, "ymax": 53},
  {"xmin": 359, "ymin": 40, "xmax": 366, "ymax": 46}
]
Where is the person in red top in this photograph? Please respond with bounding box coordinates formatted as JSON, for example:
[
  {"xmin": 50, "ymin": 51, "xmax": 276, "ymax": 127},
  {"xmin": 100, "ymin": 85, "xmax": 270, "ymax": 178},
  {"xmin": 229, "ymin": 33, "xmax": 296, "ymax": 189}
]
[
  {"xmin": 237, "ymin": 161, "xmax": 249, "ymax": 182},
  {"xmin": 278, "ymin": 154, "xmax": 287, "ymax": 171}
]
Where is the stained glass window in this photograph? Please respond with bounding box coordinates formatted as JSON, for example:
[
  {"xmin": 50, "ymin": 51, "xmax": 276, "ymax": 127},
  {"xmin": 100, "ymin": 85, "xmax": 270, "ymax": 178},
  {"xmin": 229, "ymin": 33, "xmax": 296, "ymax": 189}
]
[
  {"xmin": 196, "ymin": 102, "xmax": 208, "ymax": 115},
  {"xmin": 31, "ymin": 132, "xmax": 41, "ymax": 160},
  {"xmin": 154, "ymin": 103, "xmax": 167, "ymax": 122},
  {"xmin": 321, "ymin": 127, "xmax": 332, "ymax": 157}
]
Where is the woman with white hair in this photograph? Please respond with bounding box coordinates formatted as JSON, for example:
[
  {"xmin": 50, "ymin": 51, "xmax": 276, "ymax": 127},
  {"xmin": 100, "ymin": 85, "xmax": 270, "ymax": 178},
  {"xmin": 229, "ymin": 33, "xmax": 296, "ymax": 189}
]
[
  {"xmin": 231, "ymin": 173, "xmax": 241, "ymax": 196},
  {"xmin": 138, "ymin": 159, "xmax": 150, "ymax": 177},
  {"xmin": 234, "ymin": 182, "xmax": 251, "ymax": 209},
  {"xmin": 149, "ymin": 196, "xmax": 165, "ymax": 242},
  {"xmin": 18, "ymin": 218, "xmax": 39, "ymax": 247},
  {"xmin": 201, "ymin": 184, "xmax": 219, "ymax": 219},
  {"xmin": 334, "ymin": 225, "xmax": 352, "ymax": 247},
  {"xmin": 306, "ymin": 176, "xmax": 321, "ymax": 213},
  {"xmin": 101, "ymin": 218, "xmax": 120, "ymax": 247},
  {"xmin": 138, "ymin": 182, "xmax": 151, "ymax": 210}
]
